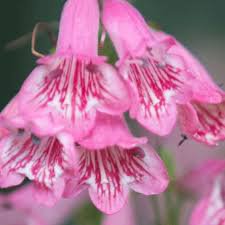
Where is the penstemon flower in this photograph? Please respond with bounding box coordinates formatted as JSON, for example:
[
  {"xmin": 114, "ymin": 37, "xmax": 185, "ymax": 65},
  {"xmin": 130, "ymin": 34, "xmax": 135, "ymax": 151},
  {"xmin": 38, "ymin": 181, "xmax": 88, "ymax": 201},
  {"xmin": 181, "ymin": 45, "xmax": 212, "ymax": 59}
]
[
  {"xmin": 0, "ymin": 97, "xmax": 76, "ymax": 206},
  {"xmin": 64, "ymin": 113, "xmax": 168, "ymax": 214},
  {"xmin": 0, "ymin": 0, "xmax": 131, "ymax": 205},
  {"xmin": 6, "ymin": 0, "xmax": 130, "ymax": 142},
  {"xmin": 102, "ymin": 0, "xmax": 225, "ymax": 145},
  {"xmin": 102, "ymin": 0, "xmax": 194, "ymax": 136},
  {"xmin": 3, "ymin": 0, "xmax": 224, "ymax": 220},
  {"xmin": 153, "ymin": 32, "xmax": 225, "ymax": 145}
]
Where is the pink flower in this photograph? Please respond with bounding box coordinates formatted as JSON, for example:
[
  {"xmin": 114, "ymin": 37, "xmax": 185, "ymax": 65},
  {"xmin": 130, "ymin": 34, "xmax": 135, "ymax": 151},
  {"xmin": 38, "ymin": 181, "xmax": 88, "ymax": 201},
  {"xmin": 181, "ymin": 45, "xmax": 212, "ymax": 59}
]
[
  {"xmin": 0, "ymin": 96, "xmax": 76, "ymax": 206},
  {"xmin": 102, "ymin": 0, "xmax": 195, "ymax": 136},
  {"xmin": 6, "ymin": 0, "xmax": 130, "ymax": 142},
  {"xmin": 152, "ymin": 31, "xmax": 222, "ymax": 102},
  {"xmin": 154, "ymin": 31, "xmax": 225, "ymax": 146},
  {"xmin": 147, "ymin": 32, "xmax": 225, "ymax": 145},
  {"xmin": 0, "ymin": 184, "xmax": 86, "ymax": 225},
  {"xmin": 178, "ymin": 101, "xmax": 225, "ymax": 146},
  {"xmin": 180, "ymin": 160, "xmax": 225, "ymax": 225},
  {"xmin": 102, "ymin": 0, "xmax": 225, "ymax": 144},
  {"xmin": 0, "ymin": 0, "xmax": 131, "ymax": 205},
  {"xmin": 190, "ymin": 176, "xmax": 225, "ymax": 225},
  {"xmin": 64, "ymin": 119, "xmax": 169, "ymax": 214}
]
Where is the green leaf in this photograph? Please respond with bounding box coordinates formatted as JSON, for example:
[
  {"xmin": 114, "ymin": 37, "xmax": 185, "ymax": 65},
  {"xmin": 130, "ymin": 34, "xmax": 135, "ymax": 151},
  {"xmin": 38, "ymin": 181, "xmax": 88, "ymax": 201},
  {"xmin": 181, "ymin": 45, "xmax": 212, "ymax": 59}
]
[
  {"xmin": 72, "ymin": 202, "xmax": 103, "ymax": 225},
  {"xmin": 158, "ymin": 147, "xmax": 176, "ymax": 180},
  {"xmin": 98, "ymin": 34, "xmax": 118, "ymax": 64}
]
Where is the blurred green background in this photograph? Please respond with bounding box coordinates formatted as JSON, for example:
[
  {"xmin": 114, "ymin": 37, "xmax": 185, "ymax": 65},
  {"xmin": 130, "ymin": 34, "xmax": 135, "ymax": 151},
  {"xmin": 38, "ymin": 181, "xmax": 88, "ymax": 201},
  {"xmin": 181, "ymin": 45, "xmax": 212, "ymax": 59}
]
[{"xmin": 0, "ymin": 0, "xmax": 224, "ymax": 110}]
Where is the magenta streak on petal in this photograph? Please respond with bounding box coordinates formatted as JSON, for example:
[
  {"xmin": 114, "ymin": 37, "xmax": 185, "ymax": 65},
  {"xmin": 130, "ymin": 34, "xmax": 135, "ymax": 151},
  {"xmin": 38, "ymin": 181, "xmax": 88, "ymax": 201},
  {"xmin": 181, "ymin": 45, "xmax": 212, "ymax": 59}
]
[
  {"xmin": 34, "ymin": 58, "xmax": 103, "ymax": 117},
  {"xmin": 128, "ymin": 52, "xmax": 183, "ymax": 119},
  {"xmin": 1, "ymin": 134, "xmax": 66, "ymax": 188},
  {"xmin": 77, "ymin": 146, "xmax": 156, "ymax": 213},
  {"xmin": 192, "ymin": 102, "xmax": 225, "ymax": 142},
  {"xmin": 20, "ymin": 57, "xmax": 120, "ymax": 138}
]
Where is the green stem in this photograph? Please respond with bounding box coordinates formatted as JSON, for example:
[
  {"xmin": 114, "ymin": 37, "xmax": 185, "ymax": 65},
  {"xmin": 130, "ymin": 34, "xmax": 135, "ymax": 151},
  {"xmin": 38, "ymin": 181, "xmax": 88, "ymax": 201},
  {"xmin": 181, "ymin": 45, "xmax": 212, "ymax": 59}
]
[
  {"xmin": 165, "ymin": 187, "xmax": 182, "ymax": 225},
  {"xmin": 152, "ymin": 196, "xmax": 162, "ymax": 225}
]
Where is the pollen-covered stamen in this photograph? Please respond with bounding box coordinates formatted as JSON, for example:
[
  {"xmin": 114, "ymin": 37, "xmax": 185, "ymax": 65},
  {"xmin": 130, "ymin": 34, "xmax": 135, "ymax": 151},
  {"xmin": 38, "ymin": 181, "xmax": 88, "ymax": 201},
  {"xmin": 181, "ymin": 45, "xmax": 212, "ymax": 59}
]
[
  {"xmin": 1, "ymin": 134, "xmax": 67, "ymax": 188},
  {"xmin": 192, "ymin": 102, "xmax": 225, "ymax": 142},
  {"xmin": 127, "ymin": 50, "xmax": 183, "ymax": 118}
]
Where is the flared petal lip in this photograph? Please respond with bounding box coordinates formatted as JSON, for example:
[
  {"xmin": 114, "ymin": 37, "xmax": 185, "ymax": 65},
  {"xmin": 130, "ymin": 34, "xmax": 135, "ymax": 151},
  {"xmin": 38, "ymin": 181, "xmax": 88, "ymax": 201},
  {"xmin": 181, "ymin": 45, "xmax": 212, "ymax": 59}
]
[
  {"xmin": 79, "ymin": 136, "xmax": 148, "ymax": 150},
  {"xmin": 64, "ymin": 144, "xmax": 169, "ymax": 214},
  {"xmin": 16, "ymin": 54, "xmax": 130, "ymax": 141},
  {"xmin": 178, "ymin": 98, "xmax": 225, "ymax": 146}
]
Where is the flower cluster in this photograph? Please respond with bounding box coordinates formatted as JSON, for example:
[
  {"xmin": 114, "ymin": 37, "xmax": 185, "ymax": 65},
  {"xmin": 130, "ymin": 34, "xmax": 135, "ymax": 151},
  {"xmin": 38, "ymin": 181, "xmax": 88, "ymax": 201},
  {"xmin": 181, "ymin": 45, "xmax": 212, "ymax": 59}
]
[{"xmin": 0, "ymin": 0, "xmax": 224, "ymax": 217}]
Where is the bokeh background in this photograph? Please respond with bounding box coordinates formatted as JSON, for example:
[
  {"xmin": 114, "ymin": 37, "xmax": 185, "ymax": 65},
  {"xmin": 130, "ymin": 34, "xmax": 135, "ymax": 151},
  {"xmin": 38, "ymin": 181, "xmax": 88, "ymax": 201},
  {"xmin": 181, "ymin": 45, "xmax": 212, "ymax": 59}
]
[{"xmin": 0, "ymin": 0, "xmax": 225, "ymax": 225}]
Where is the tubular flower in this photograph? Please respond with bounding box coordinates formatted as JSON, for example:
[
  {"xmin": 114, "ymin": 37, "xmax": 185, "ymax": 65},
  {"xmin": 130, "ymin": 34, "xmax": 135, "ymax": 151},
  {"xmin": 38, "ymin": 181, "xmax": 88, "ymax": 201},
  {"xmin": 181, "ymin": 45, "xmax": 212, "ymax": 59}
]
[
  {"xmin": 153, "ymin": 31, "xmax": 225, "ymax": 145},
  {"xmin": 0, "ymin": 97, "xmax": 77, "ymax": 206},
  {"xmin": 102, "ymin": 0, "xmax": 225, "ymax": 142},
  {"xmin": 7, "ymin": 0, "xmax": 130, "ymax": 142},
  {"xmin": 64, "ymin": 115, "xmax": 168, "ymax": 214},
  {"xmin": 102, "ymin": 0, "xmax": 195, "ymax": 136},
  {"xmin": 139, "ymin": 31, "xmax": 225, "ymax": 145},
  {"xmin": 168, "ymin": 38, "xmax": 225, "ymax": 145},
  {"xmin": 0, "ymin": 0, "xmax": 130, "ymax": 205}
]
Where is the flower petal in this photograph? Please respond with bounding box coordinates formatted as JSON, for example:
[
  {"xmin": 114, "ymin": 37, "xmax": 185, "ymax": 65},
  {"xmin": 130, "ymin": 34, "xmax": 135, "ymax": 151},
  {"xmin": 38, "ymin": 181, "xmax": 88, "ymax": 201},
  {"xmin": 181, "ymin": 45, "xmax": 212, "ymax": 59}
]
[
  {"xmin": 0, "ymin": 172, "xmax": 24, "ymax": 188},
  {"xmin": 178, "ymin": 101, "xmax": 225, "ymax": 145},
  {"xmin": 154, "ymin": 31, "xmax": 224, "ymax": 104},
  {"xmin": 121, "ymin": 51, "xmax": 183, "ymax": 135},
  {"xmin": 130, "ymin": 145, "xmax": 169, "ymax": 195},
  {"xmin": 56, "ymin": 0, "xmax": 99, "ymax": 57},
  {"xmin": 70, "ymin": 145, "xmax": 168, "ymax": 213},
  {"xmin": 0, "ymin": 132, "xmax": 68, "ymax": 189},
  {"xmin": 18, "ymin": 57, "xmax": 129, "ymax": 140},
  {"xmin": 33, "ymin": 179, "xmax": 65, "ymax": 206},
  {"xmin": 89, "ymin": 183, "xmax": 129, "ymax": 214},
  {"xmin": 102, "ymin": 0, "xmax": 155, "ymax": 59},
  {"xmin": 0, "ymin": 96, "xmax": 26, "ymax": 132},
  {"xmin": 79, "ymin": 113, "xmax": 147, "ymax": 149}
]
